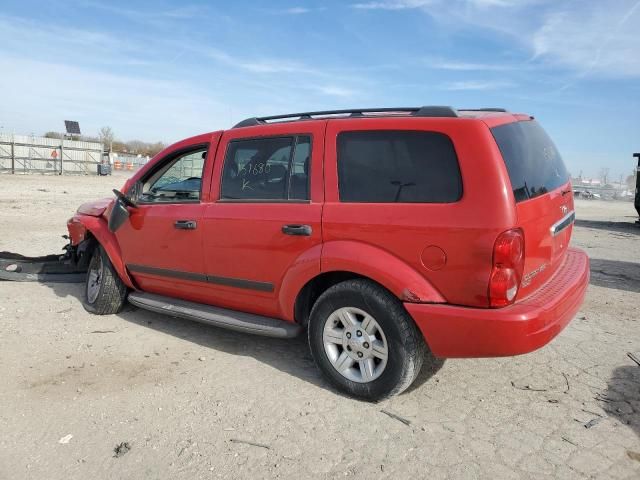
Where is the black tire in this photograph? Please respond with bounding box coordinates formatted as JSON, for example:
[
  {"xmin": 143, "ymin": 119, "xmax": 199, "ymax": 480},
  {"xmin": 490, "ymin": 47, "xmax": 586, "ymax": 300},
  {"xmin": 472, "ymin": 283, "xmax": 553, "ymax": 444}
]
[
  {"xmin": 308, "ymin": 279, "xmax": 426, "ymax": 401},
  {"xmin": 82, "ymin": 246, "xmax": 127, "ymax": 315}
]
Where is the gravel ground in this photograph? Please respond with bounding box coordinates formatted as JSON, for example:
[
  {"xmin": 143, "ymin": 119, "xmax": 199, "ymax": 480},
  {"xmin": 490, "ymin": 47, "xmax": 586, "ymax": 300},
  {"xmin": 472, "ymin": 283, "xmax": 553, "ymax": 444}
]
[{"xmin": 0, "ymin": 173, "xmax": 639, "ymax": 480}]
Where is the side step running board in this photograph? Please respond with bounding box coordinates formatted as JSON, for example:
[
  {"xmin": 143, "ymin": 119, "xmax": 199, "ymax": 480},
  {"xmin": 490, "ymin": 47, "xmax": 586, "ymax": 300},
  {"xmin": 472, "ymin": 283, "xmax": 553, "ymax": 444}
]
[{"xmin": 128, "ymin": 292, "xmax": 301, "ymax": 339}]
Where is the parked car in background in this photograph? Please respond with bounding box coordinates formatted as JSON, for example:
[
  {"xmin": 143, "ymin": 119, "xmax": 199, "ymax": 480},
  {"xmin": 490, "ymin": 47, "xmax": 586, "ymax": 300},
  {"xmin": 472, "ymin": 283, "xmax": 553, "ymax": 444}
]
[{"xmin": 66, "ymin": 106, "xmax": 590, "ymax": 400}]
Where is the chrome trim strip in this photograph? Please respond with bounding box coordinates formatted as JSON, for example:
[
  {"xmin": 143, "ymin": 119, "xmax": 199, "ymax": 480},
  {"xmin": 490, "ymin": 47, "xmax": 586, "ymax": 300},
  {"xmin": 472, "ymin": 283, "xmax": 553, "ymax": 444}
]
[{"xmin": 550, "ymin": 211, "xmax": 575, "ymax": 236}]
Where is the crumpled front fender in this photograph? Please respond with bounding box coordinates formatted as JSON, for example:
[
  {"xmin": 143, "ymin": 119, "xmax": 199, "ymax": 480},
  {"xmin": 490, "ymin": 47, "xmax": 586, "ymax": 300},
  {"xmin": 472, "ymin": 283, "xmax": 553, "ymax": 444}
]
[
  {"xmin": 67, "ymin": 214, "xmax": 135, "ymax": 289},
  {"xmin": 76, "ymin": 197, "xmax": 113, "ymax": 217}
]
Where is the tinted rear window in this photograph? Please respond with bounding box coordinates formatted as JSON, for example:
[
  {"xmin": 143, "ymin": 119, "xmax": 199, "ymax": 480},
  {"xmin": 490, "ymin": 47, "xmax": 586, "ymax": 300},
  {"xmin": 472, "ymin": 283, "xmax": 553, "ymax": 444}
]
[
  {"xmin": 491, "ymin": 120, "xmax": 569, "ymax": 202},
  {"xmin": 337, "ymin": 130, "xmax": 462, "ymax": 203}
]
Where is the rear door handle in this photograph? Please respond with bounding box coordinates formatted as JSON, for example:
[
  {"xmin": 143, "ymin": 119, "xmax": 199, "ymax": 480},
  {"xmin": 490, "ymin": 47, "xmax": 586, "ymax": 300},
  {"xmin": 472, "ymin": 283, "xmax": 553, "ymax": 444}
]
[
  {"xmin": 174, "ymin": 220, "xmax": 197, "ymax": 230},
  {"xmin": 282, "ymin": 224, "xmax": 312, "ymax": 236}
]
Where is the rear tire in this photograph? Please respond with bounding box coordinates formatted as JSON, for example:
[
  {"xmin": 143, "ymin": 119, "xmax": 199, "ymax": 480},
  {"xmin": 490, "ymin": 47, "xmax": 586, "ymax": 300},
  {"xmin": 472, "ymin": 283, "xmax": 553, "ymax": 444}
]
[
  {"xmin": 83, "ymin": 246, "xmax": 127, "ymax": 315},
  {"xmin": 308, "ymin": 279, "xmax": 426, "ymax": 401}
]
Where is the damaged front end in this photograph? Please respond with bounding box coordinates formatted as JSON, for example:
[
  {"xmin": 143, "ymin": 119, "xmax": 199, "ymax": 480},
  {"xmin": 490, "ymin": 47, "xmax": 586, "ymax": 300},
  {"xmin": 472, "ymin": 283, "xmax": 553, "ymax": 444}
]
[
  {"xmin": 0, "ymin": 238, "xmax": 91, "ymax": 283},
  {"xmin": 0, "ymin": 198, "xmax": 112, "ymax": 283}
]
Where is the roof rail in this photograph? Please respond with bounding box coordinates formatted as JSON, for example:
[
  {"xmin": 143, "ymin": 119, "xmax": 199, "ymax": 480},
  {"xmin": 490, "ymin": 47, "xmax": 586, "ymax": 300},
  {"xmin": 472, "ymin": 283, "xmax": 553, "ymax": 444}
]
[
  {"xmin": 459, "ymin": 108, "xmax": 508, "ymax": 112},
  {"xmin": 232, "ymin": 106, "xmax": 459, "ymax": 128}
]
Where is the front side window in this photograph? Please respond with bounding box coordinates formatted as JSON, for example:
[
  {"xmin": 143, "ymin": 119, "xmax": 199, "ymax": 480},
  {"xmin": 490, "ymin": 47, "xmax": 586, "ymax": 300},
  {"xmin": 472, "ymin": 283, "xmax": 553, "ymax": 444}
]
[
  {"xmin": 139, "ymin": 147, "xmax": 207, "ymax": 203},
  {"xmin": 337, "ymin": 130, "xmax": 462, "ymax": 203},
  {"xmin": 221, "ymin": 136, "xmax": 311, "ymax": 201}
]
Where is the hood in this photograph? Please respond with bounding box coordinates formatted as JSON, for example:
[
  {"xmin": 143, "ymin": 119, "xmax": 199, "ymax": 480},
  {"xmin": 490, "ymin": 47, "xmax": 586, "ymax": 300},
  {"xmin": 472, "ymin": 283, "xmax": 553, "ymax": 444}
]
[{"xmin": 76, "ymin": 197, "xmax": 113, "ymax": 217}]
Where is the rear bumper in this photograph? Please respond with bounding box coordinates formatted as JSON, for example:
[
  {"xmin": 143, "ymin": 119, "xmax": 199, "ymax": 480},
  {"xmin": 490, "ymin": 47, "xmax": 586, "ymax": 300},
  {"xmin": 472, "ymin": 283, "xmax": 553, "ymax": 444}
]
[{"xmin": 406, "ymin": 248, "xmax": 590, "ymax": 358}]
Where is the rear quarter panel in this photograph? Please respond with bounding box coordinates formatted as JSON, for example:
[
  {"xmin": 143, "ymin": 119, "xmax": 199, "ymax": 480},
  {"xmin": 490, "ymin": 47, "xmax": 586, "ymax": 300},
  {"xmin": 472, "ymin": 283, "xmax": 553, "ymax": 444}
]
[{"xmin": 323, "ymin": 117, "xmax": 517, "ymax": 307}]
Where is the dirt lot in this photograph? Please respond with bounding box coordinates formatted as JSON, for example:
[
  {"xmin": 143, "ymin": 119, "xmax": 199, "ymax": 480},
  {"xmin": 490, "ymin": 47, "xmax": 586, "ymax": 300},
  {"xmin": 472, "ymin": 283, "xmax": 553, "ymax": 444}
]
[{"xmin": 0, "ymin": 173, "xmax": 639, "ymax": 480}]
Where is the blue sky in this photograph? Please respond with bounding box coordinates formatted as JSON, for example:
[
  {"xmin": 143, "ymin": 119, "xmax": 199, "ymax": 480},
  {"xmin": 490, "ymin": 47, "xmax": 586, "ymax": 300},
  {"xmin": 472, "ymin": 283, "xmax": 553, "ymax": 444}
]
[{"xmin": 0, "ymin": 0, "xmax": 638, "ymax": 180}]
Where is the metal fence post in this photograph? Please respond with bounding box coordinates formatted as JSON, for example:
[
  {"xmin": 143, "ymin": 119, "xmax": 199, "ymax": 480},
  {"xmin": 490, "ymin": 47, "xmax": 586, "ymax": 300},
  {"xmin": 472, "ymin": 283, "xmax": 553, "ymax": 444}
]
[
  {"xmin": 60, "ymin": 140, "xmax": 64, "ymax": 175},
  {"xmin": 634, "ymin": 153, "xmax": 639, "ymax": 223},
  {"xmin": 26, "ymin": 136, "xmax": 31, "ymax": 174},
  {"xmin": 11, "ymin": 134, "xmax": 15, "ymax": 174}
]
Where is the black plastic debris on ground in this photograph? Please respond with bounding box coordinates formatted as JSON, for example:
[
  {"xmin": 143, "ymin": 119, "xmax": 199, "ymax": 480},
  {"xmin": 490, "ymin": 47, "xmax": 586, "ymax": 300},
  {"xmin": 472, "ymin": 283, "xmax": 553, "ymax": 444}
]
[
  {"xmin": 584, "ymin": 418, "xmax": 603, "ymax": 429},
  {"xmin": 113, "ymin": 442, "xmax": 131, "ymax": 458}
]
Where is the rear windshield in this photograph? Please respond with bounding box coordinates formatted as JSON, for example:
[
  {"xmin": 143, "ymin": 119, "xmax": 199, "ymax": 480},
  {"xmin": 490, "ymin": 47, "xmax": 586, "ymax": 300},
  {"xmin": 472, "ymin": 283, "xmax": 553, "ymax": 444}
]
[
  {"xmin": 337, "ymin": 130, "xmax": 462, "ymax": 203},
  {"xmin": 491, "ymin": 120, "xmax": 569, "ymax": 202}
]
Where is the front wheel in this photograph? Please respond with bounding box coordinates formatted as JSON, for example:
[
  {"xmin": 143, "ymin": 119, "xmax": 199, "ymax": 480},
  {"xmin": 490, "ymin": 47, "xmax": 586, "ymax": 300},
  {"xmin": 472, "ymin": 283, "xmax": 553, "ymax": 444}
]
[
  {"xmin": 308, "ymin": 279, "xmax": 426, "ymax": 401},
  {"xmin": 83, "ymin": 246, "xmax": 127, "ymax": 315}
]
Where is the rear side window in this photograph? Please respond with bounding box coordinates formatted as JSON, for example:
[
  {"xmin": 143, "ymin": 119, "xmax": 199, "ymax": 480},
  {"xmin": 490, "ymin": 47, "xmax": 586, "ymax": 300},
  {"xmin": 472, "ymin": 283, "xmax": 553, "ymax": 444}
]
[
  {"xmin": 221, "ymin": 136, "xmax": 311, "ymax": 201},
  {"xmin": 491, "ymin": 120, "xmax": 569, "ymax": 202},
  {"xmin": 337, "ymin": 131, "xmax": 462, "ymax": 203}
]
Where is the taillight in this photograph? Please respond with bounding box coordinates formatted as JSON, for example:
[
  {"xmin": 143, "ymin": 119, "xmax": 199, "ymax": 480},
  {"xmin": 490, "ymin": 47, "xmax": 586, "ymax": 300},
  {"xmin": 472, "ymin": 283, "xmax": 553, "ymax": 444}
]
[{"xmin": 489, "ymin": 228, "xmax": 524, "ymax": 307}]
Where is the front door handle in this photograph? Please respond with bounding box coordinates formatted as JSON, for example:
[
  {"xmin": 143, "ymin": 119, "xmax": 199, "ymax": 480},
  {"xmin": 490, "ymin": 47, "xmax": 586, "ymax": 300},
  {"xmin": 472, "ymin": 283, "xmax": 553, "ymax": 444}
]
[
  {"xmin": 175, "ymin": 220, "xmax": 197, "ymax": 230},
  {"xmin": 282, "ymin": 224, "xmax": 312, "ymax": 236}
]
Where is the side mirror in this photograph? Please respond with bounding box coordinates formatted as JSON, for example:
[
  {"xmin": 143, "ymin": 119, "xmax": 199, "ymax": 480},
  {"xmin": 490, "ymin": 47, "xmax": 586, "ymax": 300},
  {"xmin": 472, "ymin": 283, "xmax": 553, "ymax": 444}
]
[
  {"xmin": 108, "ymin": 189, "xmax": 136, "ymax": 233},
  {"xmin": 108, "ymin": 196, "xmax": 130, "ymax": 233}
]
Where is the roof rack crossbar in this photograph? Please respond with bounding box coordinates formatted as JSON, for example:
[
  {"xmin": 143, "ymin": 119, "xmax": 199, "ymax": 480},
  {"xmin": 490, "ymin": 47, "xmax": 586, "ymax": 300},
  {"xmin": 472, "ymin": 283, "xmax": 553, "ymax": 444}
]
[{"xmin": 233, "ymin": 106, "xmax": 459, "ymax": 128}]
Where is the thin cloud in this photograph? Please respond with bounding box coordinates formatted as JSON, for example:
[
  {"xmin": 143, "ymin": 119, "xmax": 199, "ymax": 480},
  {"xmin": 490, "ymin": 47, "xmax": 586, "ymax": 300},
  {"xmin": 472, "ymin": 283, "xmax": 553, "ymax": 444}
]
[
  {"xmin": 352, "ymin": 0, "xmax": 526, "ymax": 10},
  {"xmin": 0, "ymin": 13, "xmax": 373, "ymax": 138},
  {"xmin": 441, "ymin": 80, "xmax": 515, "ymax": 90},
  {"xmin": 534, "ymin": 0, "xmax": 640, "ymax": 81},
  {"xmin": 178, "ymin": 43, "xmax": 323, "ymax": 76},
  {"xmin": 262, "ymin": 6, "xmax": 327, "ymax": 15},
  {"xmin": 238, "ymin": 60, "xmax": 318, "ymax": 75},
  {"xmin": 0, "ymin": 15, "xmax": 140, "ymax": 59},
  {"xmin": 354, "ymin": 0, "xmax": 640, "ymax": 80},
  {"xmin": 0, "ymin": 53, "xmax": 228, "ymax": 141},
  {"xmin": 427, "ymin": 58, "xmax": 517, "ymax": 71},
  {"xmin": 469, "ymin": 0, "xmax": 522, "ymax": 7},
  {"xmin": 75, "ymin": 0, "xmax": 210, "ymax": 24},
  {"xmin": 352, "ymin": 1, "xmax": 433, "ymax": 10},
  {"xmin": 283, "ymin": 7, "xmax": 312, "ymax": 14},
  {"xmin": 316, "ymin": 86, "xmax": 357, "ymax": 97}
]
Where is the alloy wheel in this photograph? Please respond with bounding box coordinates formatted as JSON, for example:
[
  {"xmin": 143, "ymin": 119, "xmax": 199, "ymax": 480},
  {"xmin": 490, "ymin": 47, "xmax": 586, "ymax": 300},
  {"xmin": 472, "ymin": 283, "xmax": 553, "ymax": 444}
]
[{"xmin": 322, "ymin": 307, "xmax": 389, "ymax": 383}]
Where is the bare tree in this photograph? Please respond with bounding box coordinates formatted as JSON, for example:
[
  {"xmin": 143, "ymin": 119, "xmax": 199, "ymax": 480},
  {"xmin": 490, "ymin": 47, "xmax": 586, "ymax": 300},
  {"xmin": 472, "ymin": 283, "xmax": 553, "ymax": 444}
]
[
  {"xmin": 126, "ymin": 140, "xmax": 147, "ymax": 154},
  {"xmin": 149, "ymin": 142, "xmax": 166, "ymax": 156},
  {"xmin": 43, "ymin": 131, "xmax": 63, "ymax": 139},
  {"xmin": 99, "ymin": 126, "xmax": 115, "ymax": 151},
  {"xmin": 94, "ymin": 127, "xmax": 166, "ymax": 157},
  {"xmin": 599, "ymin": 167, "xmax": 610, "ymax": 185},
  {"xmin": 123, "ymin": 139, "xmax": 166, "ymax": 156}
]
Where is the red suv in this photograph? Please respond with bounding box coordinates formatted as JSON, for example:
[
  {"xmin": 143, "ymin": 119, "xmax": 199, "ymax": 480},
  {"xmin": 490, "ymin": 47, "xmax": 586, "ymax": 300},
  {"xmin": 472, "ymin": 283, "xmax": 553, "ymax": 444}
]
[{"xmin": 67, "ymin": 106, "xmax": 589, "ymax": 400}]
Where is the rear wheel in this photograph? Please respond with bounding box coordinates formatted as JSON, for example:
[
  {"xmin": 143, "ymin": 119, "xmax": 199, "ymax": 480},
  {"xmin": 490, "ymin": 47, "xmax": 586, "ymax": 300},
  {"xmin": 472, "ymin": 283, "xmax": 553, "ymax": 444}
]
[
  {"xmin": 308, "ymin": 279, "xmax": 426, "ymax": 401},
  {"xmin": 83, "ymin": 246, "xmax": 127, "ymax": 315}
]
